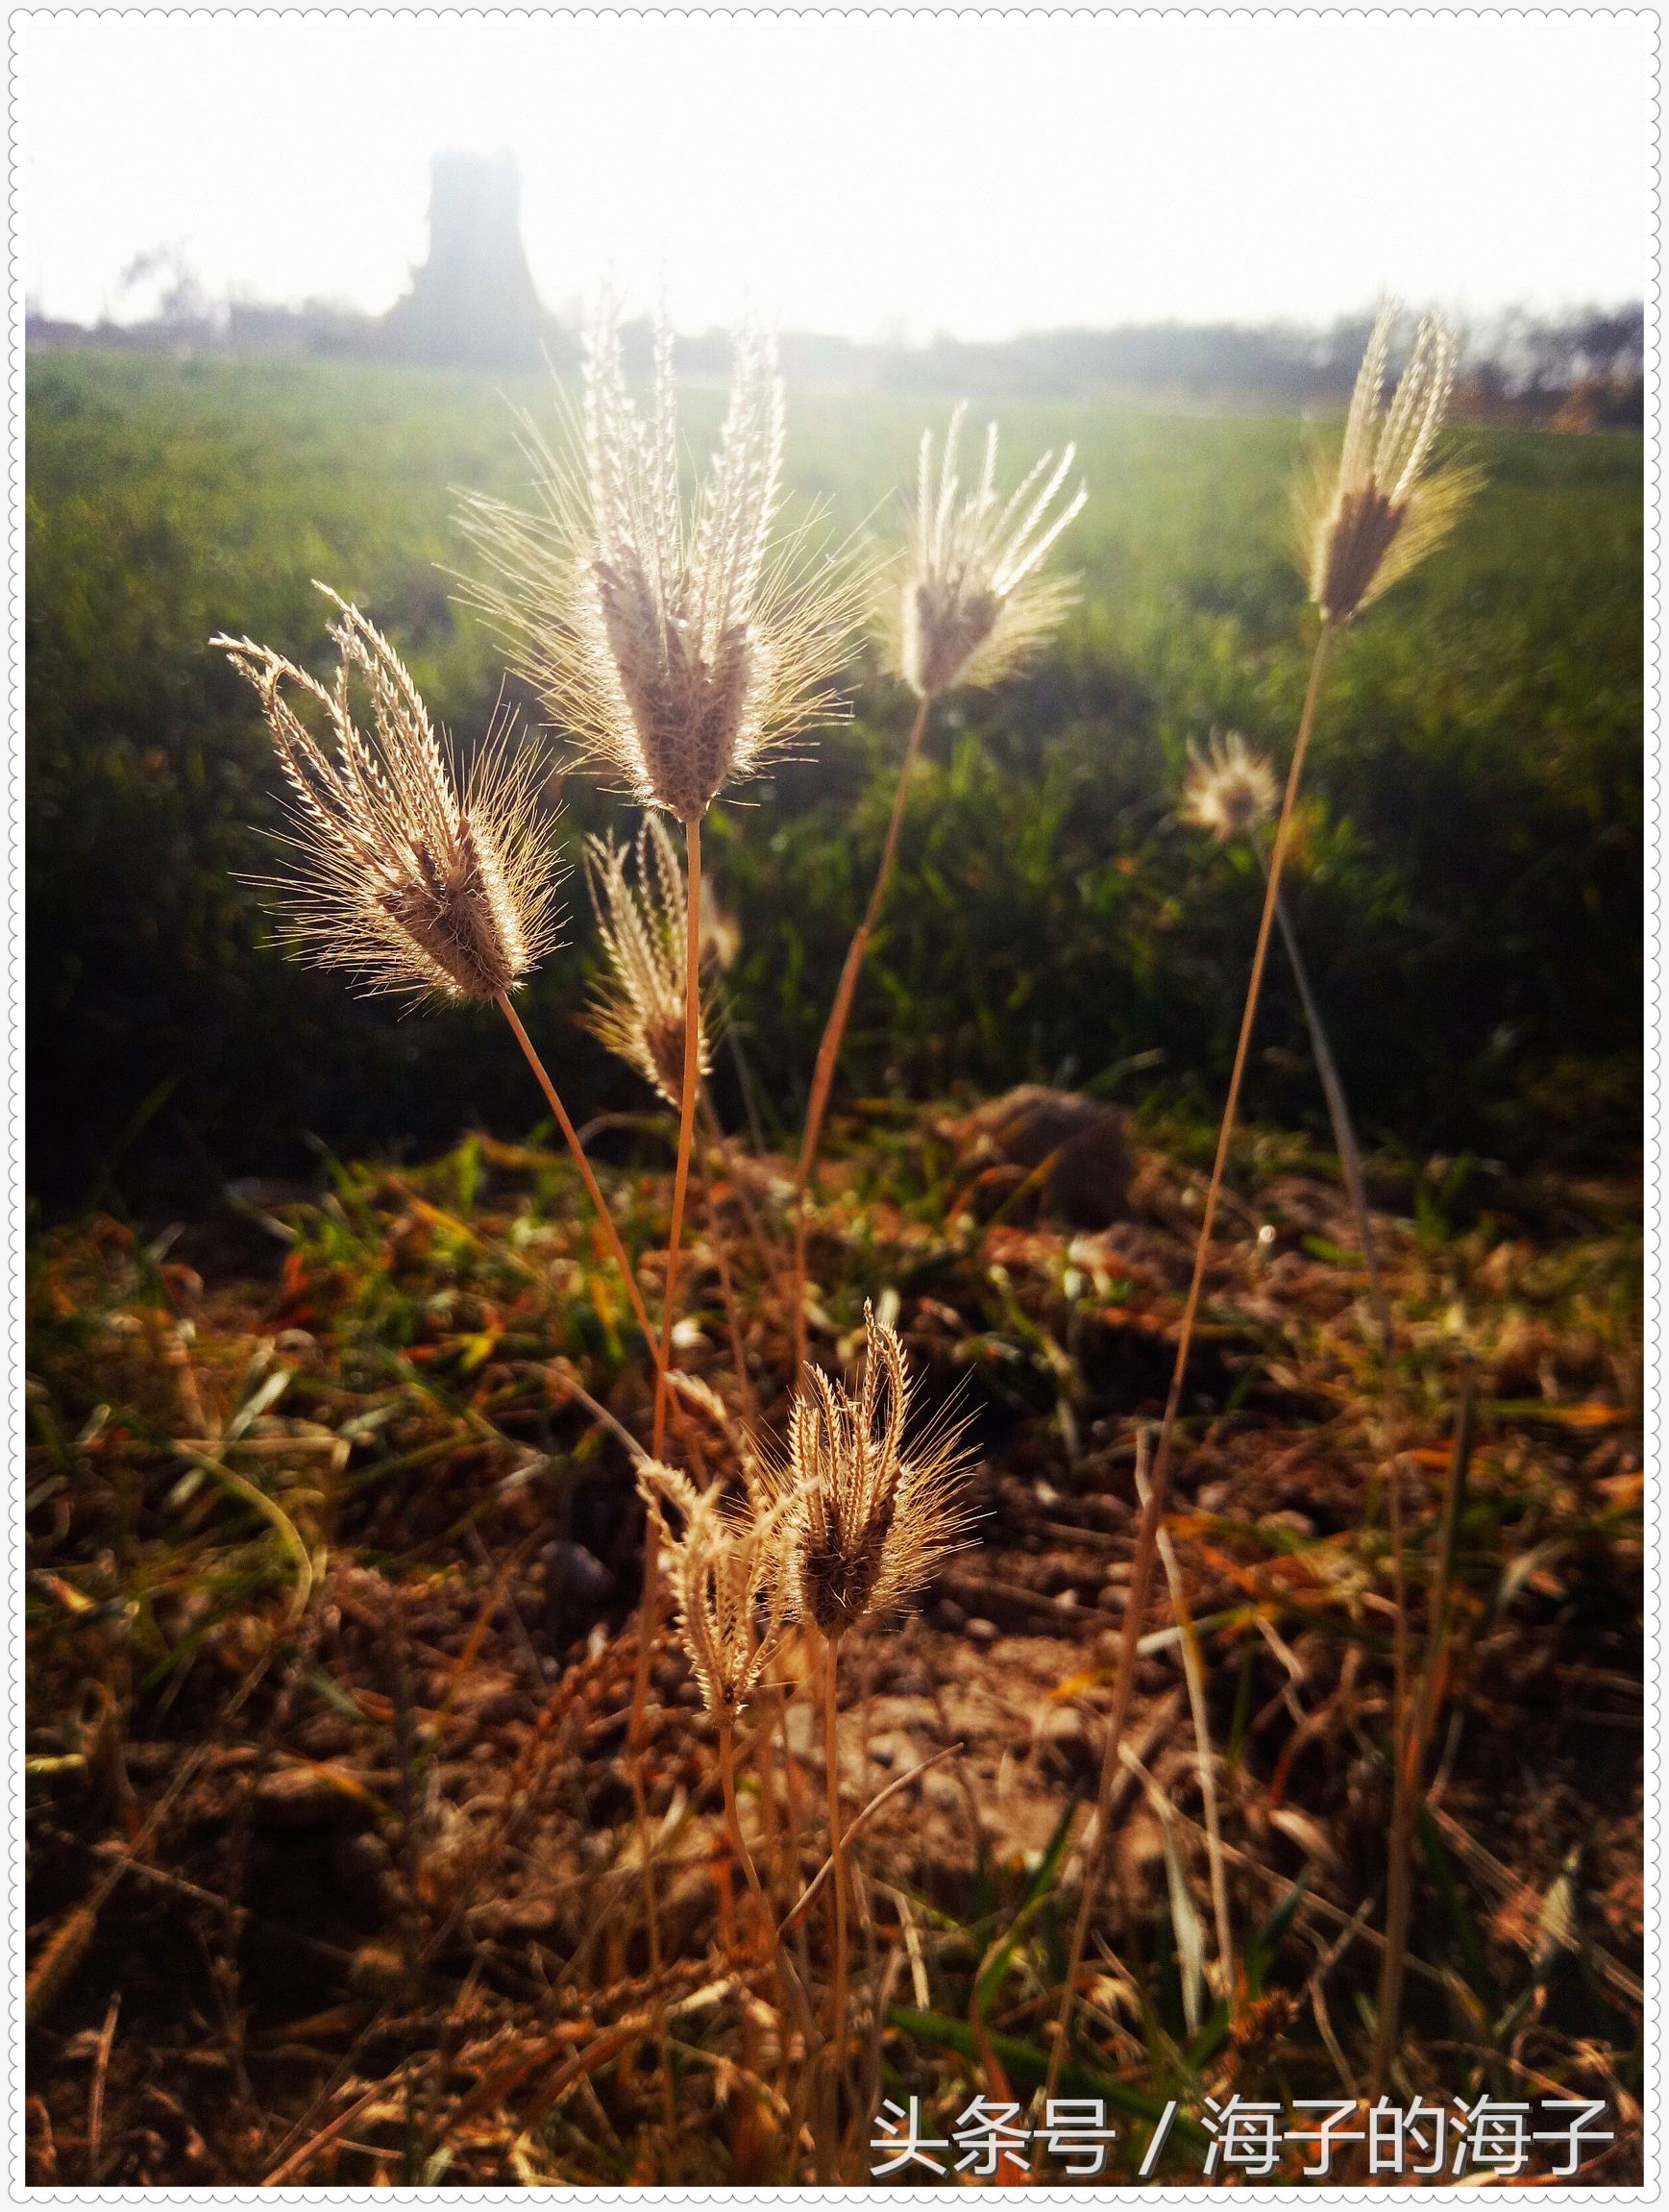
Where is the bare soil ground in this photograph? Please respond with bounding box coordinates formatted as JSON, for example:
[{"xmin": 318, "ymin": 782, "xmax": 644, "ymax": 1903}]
[{"xmin": 23, "ymin": 1118, "xmax": 1643, "ymax": 2185}]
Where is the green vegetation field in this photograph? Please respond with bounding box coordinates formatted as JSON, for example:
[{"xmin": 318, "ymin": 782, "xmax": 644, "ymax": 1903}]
[{"xmin": 27, "ymin": 350, "xmax": 1642, "ymax": 1209}]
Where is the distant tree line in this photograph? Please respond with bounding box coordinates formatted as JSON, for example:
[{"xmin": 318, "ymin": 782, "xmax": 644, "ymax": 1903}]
[{"xmin": 27, "ymin": 286, "xmax": 1642, "ymax": 424}]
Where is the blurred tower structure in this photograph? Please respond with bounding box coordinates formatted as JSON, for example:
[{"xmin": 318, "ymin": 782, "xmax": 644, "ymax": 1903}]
[{"xmin": 380, "ymin": 151, "xmax": 552, "ymax": 368}]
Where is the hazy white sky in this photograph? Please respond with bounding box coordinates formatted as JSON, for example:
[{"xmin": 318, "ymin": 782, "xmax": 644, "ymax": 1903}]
[{"xmin": 20, "ymin": 10, "xmax": 1650, "ymax": 337}]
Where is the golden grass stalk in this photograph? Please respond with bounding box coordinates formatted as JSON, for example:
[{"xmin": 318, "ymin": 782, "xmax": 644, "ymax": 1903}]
[
  {"xmin": 1134, "ymin": 1431, "xmax": 1234, "ymax": 2000},
  {"xmin": 461, "ymin": 301, "xmax": 862, "ymax": 1757},
  {"xmin": 215, "ymin": 592, "xmax": 662, "ymax": 1368},
  {"xmin": 1049, "ymin": 305, "xmax": 1476, "ymax": 2098},
  {"xmin": 1376, "ymin": 1383, "xmax": 1474, "ymax": 2101},
  {"xmin": 636, "ymin": 1462, "xmax": 814, "ymax": 2040},
  {"xmin": 701, "ymin": 1136, "xmax": 763, "ymax": 1435},
  {"xmin": 790, "ymin": 413, "xmax": 1086, "ymax": 1370},
  {"xmin": 1182, "ymin": 730, "xmax": 1392, "ymax": 1339},
  {"xmin": 769, "ymin": 1304, "xmax": 971, "ymax": 1642},
  {"xmin": 636, "ymin": 1461, "xmax": 790, "ymax": 1728},
  {"xmin": 761, "ymin": 1306, "xmax": 972, "ymax": 2061},
  {"xmin": 1044, "ymin": 630, "xmax": 1335, "ymax": 2100}
]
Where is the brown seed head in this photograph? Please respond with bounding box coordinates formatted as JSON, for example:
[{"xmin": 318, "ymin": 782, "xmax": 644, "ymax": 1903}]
[
  {"xmin": 457, "ymin": 301, "xmax": 865, "ymax": 823},
  {"xmin": 1299, "ymin": 303, "xmax": 1480, "ymax": 626},
  {"xmin": 214, "ymin": 589, "xmax": 559, "ymax": 1004},
  {"xmin": 890, "ymin": 406, "xmax": 1087, "ymax": 699},
  {"xmin": 765, "ymin": 1304, "xmax": 972, "ymax": 1642},
  {"xmin": 638, "ymin": 1461, "xmax": 791, "ymax": 1721},
  {"xmin": 582, "ymin": 814, "xmax": 712, "ymax": 1107},
  {"xmin": 1182, "ymin": 731, "xmax": 1279, "ymax": 843}
]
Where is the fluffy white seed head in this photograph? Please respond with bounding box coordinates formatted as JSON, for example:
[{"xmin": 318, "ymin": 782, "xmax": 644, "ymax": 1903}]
[
  {"xmin": 1299, "ymin": 303, "xmax": 1479, "ymax": 626},
  {"xmin": 457, "ymin": 302, "xmax": 866, "ymax": 823},
  {"xmin": 638, "ymin": 1461, "xmax": 792, "ymax": 1721},
  {"xmin": 890, "ymin": 406, "xmax": 1087, "ymax": 699},
  {"xmin": 582, "ymin": 813, "xmax": 712, "ymax": 1108},
  {"xmin": 215, "ymin": 588, "xmax": 560, "ymax": 1005},
  {"xmin": 760, "ymin": 1304, "xmax": 973, "ymax": 1643},
  {"xmin": 1182, "ymin": 731, "xmax": 1279, "ymax": 843}
]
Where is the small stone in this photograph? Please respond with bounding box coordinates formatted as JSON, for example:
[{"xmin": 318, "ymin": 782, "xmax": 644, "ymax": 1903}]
[
  {"xmin": 1036, "ymin": 1705, "xmax": 1097, "ymax": 1782},
  {"xmin": 934, "ymin": 1598, "xmax": 967, "ymax": 1632},
  {"xmin": 1095, "ymin": 1585, "xmax": 1125, "ymax": 1613},
  {"xmin": 544, "ymin": 1538, "xmax": 615, "ymax": 1610},
  {"xmin": 1258, "ymin": 1509, "xmax": 1316, "ymax": 1541},
  {"xmin": 966, "ymin": 1617, "xmax": 998, "ymax": 1646}
]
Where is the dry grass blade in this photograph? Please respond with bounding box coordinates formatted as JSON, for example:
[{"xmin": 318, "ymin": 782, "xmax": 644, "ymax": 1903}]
[
  {"xmin": 1044, "ymin": 620, "xmax": 1337, "ymax": 2102},
  {"xmin": 777, "ymin": 1743, "xmax": 962, "ymax": 1939},
  {"xmin": 1135, "ymin": 1432, "xmax": 1235, "ymax": 2003}
]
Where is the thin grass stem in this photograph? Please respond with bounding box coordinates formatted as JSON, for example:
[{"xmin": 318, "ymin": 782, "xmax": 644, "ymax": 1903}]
[
  {"xmin": 822, "ymin": 1637, "xmax": 848, "ymax": 2050},
  {"xmin": 1136, "ymin": 1430, "xmax": 1235, "ymax": 2003},
  {"xmin": 1371, "ymin": 1381, "xmax": 1474, "ymax": 2102},
  {"xmin": 719, "ymin": 1711, "xmax": 815, "ymax": 2049},
  {"xmin": 1267, "ymin": 879, "xmax": 1393, "ymax": 1348},
  {"xmin": 631, "ymin": 814, "xmax": 705, "ymax": 1742},
  {"xmin": 495, "ymin": 993, "xmax": 662, "ymax": 1368},
  {"xmin": 1044, "ymin": 620, "xmax": 1334, "ymax": 2101},
  {"xmin": 701, "ymin": 1134, "xmax": 762, "ymax": 1434},
  {"xmin": 1266, "ymin": 873, "xmax": 1419, "ymax": 2092},
  {"xmin": 790, "ymin": 694, "xmax": 934, "ymax": 1374}
]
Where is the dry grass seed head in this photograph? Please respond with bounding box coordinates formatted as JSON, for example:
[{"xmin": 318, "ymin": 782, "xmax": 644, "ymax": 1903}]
[
  {"xmin": 1298, "ymin": 302, "xmax": 1480, "ymax": 626},
  {"xmin": 890, "ymin": 405, "xmax": 1088, "ymax": 699},
  {"xmin": 457, "ymin": 300, "xmax": 866, "ymax": 823},
  {"xmin": 1182, "ymin": 730, "xmax": 1279, "ymax": 843},
  {"xmin": 637, "ymin": 1461, "xmax": 791, "ymax": 1721},
  {"xmin": 583, "ymin": 813, "xmax": 712, "ymax": 1107},
  {"xmin": 213, "ymin": 588, "xmax": 559, "ymax": 1004},
  {"xmin": 773, "ymin": 1303, "xmax": 972, "ymax": 1641}
]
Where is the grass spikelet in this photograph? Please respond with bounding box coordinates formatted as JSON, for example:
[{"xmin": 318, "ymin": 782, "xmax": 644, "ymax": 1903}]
[
  {"xmin": 583, "ymin": 814, "xmax": 713, "ymax": 1108},
  {"xmin": 889, "ymin": 405, "xmax": 1087, "ymax": 700},
  {"xmin": 457, "ymin": 300, "xmax": 863, "ymax": 823},
  {"xmin": 1181, "ymin": 729, "xmax": 1278, "ymax": 842},
  {"xmin": 1297, "ymin": 301, "xmax": 1480, "ymax": 625},
  {"xmin": 214, "ymin": 587, "xmax": 559, "ymax": 1003},
  {"xmin": 637, "ymin": 1462, "xmax": 789, "ymax": 1723},
  {"xmin": 770, "ymin": 1304, "xmax": 972, "ymax": 1641}
]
